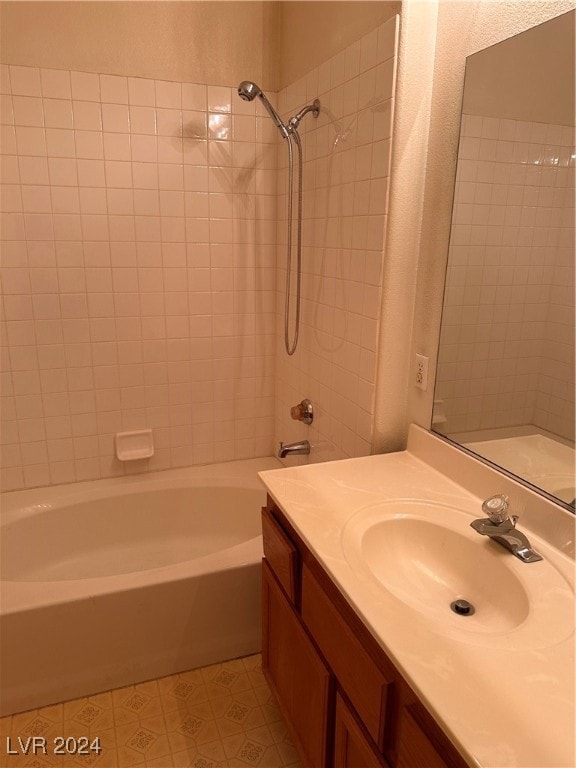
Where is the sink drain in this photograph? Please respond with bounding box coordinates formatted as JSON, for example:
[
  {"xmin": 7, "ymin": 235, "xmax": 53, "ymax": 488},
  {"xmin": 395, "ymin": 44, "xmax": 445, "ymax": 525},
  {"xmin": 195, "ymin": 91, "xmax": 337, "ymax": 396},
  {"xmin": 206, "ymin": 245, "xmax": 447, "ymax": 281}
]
[{"xmin": 450, "ymin": 599, "xmax": 475, "ymax": 616}]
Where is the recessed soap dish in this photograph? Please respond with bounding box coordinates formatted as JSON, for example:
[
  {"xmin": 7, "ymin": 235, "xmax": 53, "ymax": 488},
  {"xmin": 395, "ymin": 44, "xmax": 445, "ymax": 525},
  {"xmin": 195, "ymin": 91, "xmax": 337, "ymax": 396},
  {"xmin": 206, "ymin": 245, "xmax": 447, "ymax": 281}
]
[{"xmin": 115, "ymin": 429, "xmax": 154, "ymax": 461}]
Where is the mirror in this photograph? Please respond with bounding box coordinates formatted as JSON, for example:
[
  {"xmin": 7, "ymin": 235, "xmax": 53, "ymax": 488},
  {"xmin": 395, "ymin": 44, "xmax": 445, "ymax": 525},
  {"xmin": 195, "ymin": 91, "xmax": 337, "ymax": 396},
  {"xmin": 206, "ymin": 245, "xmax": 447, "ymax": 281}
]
[{"xmin": 433, "ymin": 11, "xmax": 575, "ymax": 510}]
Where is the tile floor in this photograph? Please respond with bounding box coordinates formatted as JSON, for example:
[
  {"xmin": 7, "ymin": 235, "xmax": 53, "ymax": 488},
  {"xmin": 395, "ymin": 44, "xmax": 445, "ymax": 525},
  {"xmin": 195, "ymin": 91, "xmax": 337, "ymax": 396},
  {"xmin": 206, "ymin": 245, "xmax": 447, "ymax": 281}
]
[{"xmin": 0, "ymin": 655, "xmax": 302, "ymax": 768}]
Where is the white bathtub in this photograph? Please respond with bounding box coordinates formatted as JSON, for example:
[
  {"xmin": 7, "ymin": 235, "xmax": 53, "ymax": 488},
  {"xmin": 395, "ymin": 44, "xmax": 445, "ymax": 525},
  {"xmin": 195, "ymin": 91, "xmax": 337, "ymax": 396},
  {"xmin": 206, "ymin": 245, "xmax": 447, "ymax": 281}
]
[
  {"xmin": 453, "ymin": 425, "xmax": 575, "ymax": 504},
  {"xmin": 0, "ymin": 457, "xmax": 280, "ymax": 716}
]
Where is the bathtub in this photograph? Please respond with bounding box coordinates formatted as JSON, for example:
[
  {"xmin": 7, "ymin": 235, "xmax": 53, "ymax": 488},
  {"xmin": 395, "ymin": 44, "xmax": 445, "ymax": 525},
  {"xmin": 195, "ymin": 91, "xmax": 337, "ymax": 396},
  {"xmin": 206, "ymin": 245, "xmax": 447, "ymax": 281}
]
[
  {"xmin": 457, "ymin": 426, "xmax": 575, "ymax": 504},
  {"xmin": 0, "ymin": 457, "xmax": 281, "ymax": 716}
]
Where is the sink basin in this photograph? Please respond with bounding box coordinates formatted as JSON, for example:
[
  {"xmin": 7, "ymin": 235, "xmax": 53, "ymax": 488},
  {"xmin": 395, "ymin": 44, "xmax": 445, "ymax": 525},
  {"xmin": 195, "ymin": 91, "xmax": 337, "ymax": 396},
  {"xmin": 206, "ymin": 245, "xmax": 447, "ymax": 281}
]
[
  {"xmin": 358, "ymin": 516, "xmax": 529, "ymax": 632},
  {"xmin": 341, "ymin": 500, "xmax": 574, "ymax": 649}
]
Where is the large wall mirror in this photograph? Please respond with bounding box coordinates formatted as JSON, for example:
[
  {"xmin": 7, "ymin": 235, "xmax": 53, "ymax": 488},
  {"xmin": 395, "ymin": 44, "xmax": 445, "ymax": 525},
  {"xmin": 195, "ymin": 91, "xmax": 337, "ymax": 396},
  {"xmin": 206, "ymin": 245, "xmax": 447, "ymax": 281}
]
[{"xmin": 433, "ymin": 11, "xmax": 575, "ymax": 510}]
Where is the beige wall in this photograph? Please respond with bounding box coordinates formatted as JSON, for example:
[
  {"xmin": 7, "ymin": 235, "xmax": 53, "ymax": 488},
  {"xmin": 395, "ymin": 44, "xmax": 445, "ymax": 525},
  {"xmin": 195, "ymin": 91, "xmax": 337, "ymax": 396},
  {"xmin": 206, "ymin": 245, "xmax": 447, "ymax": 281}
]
[
  {"xmin": 372, "ymin": 0, "xmax": 439, "ymax": 452},
  {"xmin": 373, "ymin": 0, "xmax": 575, "ymax": 453},
  {"xmin": 0, "ymin": 1, "xmax": 279, "ymax": 88},
  {"xmin": 464, "ymin": 10, "xmax": 575, "ymax": 125},
  {"xmin": 277, "ymin": 0, "xmax": 401, "ymax": 89},
  {"xmin": 0, "ymin": 0, "xmax": 403, "ymax": 92}
]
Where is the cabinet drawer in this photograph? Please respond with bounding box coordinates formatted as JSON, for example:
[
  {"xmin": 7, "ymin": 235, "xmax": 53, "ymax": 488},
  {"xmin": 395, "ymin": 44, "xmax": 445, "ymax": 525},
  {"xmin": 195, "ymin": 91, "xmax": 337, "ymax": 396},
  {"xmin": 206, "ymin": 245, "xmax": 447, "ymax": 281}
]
[
  {"xmin": 301, "ymin": 564, "xmax": 391, "ymax": 750},
  {"xmin": 261, "ymin": 507, "xmax": 299, "ymax": 605}
]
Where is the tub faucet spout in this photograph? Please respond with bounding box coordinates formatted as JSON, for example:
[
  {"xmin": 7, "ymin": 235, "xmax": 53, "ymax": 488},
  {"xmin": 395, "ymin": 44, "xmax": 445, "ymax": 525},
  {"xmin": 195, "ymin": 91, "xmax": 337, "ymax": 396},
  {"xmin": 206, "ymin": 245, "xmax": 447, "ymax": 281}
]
[{"xmin": 278, "ymin": 440, "xmax": 310, "ymax": 458}]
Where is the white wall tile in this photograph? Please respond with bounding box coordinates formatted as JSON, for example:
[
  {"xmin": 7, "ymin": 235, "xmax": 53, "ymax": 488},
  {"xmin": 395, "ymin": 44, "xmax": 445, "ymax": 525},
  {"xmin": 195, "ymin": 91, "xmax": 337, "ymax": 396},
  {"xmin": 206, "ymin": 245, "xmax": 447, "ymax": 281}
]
[
  {"xmin": 46, "ymin": 128, "xmax": 75, "ymax": 158},
  {"xmin": 47, "ymin": 157, "xmax": 76, "ymax": 186},
  {"xmin": 40, "ymin": 69, "xmax": 71, "ymax": 100},
  {"xmin": 10, "ymin": 66, "xmax": 41, "ymax": 97},
  {"xmin": 0, "ymin": 51, "xmax": 399, "ymax": 487},
  {"xmin": 128, "ymin": 77, "xmax": 155, "ymax": 107},
  {"xmin": 182, "ymin": 83, "xmax": 207, "ymax": 112},
  {"xmin": 155, "ymin": 80, "xmax": 181, "ymax": 110},
  {"xmin": 43, "ymin": 98, "xmax": 74, "ymax": 130},
  {"xmin": 100, "ymin": 74, "xmax": 128, "ymax": 105},
  {"xmin": 15, "ymin": 126, "xmax": 46, "ymax": 156},
  {"xmin": 12, "ymin": 95, "xmax": 44, "ymax": 126},
  {"xmin": 75, "ymin": 130, "xmax": 104, "ymax": 160},
  {"xmin": 130, "ymin": 106, "xmax": 156, "ymax": 135},
  {"xmin": 437, "ymin": 113, "xmax": 574, "ymax": 439},
  {"xmin": 70, "ymin": 71, "xmax": 100, "ymax": 102},
  {"xmin": 274, "ymin": 18, "xmax": 398, "ymax": 464}
]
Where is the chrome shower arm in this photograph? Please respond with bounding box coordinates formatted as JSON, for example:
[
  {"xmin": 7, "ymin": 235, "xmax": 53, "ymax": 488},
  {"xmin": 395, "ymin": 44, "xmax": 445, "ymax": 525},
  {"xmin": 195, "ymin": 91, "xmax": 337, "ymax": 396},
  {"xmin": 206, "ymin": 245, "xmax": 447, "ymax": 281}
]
[{"xmin": 288, "ymin": 99, "xmax": 321, "ymax": 132}]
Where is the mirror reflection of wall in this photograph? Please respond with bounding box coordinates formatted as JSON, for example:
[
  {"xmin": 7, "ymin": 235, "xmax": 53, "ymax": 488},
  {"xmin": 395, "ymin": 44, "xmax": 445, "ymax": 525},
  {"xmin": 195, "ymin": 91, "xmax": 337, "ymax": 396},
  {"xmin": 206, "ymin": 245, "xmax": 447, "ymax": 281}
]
[{"xmin": 433, "ymin": 11, "xmax": 575, "ymax": 507}]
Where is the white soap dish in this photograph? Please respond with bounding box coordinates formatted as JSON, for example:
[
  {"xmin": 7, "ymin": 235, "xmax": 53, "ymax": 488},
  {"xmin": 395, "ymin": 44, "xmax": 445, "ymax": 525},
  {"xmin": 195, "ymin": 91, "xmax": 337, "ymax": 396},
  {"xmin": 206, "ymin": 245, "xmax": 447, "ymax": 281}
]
[{"xmin": 115, "ymin": 429, "xmax": 154, "ymax": 461}]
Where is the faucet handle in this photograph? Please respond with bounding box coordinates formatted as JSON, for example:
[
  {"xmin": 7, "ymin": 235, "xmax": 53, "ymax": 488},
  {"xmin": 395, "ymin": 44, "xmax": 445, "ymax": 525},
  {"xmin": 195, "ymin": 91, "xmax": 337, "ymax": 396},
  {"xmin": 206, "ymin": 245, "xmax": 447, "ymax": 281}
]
[
  {"xmin": 481, "ymin": 494, "xmax": 510, "ymax": 524},
  {"xmin": 290, "ymin": 399, "xmax": 313, "ymax": 425}
]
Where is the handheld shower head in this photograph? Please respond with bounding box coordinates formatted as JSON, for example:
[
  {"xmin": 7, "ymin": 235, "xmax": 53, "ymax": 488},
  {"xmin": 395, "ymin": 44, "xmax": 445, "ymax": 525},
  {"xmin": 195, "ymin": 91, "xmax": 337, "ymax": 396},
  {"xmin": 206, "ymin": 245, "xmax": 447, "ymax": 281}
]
[
  {"xmin": 237, "ymin": 81, "xmax": 290, "ymax": 139},
  {"xmin": 237, "ymin": 80, "xmax": 321, "ymax": 357},
  {"xmin": 237, "ymin": 81, "xmax": 260, "ymax": 102}
]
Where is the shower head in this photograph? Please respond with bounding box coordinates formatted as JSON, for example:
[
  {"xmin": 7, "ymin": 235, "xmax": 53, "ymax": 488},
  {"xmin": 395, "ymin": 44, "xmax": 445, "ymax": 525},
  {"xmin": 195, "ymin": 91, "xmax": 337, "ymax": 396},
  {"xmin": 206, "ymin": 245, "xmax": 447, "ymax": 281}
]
[
  {"xmin": 237, "ymin": 81, "xmax": 290, "ymax": 139},
  {"xmin": 237, "ymin": 81, "xmax": 260, "ymax": 102}
]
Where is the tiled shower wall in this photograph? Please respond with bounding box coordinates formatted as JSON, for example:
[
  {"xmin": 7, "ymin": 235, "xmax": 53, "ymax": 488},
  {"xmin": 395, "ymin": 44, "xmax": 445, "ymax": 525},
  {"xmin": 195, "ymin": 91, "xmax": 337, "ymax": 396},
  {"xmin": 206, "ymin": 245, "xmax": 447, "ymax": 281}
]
[
  {"xmin": 0, "ymin": 65, "xmax": 277, "ymax": 490},
  {"xmin": 436, "ymin": 113, "xmax": 575, "ymax": 440},
  {"xmin": 274, "ymin": 16, "xmax": 399, "ymax": 462}
]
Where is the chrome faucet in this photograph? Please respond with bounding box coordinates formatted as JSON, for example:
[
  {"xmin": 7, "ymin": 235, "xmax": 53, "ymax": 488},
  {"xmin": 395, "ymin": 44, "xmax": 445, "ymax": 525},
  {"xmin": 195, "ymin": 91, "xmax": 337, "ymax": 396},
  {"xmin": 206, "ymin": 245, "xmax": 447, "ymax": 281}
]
[
  {"xmin": 470, "ymin": 494, "xmax": 543, "ymax": 563},
  {"xmin": 278, "ymin": 440, "xmax": 310, "ymax": 458}
]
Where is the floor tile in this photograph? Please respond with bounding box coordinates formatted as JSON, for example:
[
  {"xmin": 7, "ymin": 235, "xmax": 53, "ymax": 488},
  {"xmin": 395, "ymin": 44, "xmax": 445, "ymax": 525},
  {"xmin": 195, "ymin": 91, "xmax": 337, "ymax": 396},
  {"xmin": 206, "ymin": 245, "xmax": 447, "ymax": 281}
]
[{"xmin": 1, "ymin": 656, "xmax": 300, "ymax": 768}]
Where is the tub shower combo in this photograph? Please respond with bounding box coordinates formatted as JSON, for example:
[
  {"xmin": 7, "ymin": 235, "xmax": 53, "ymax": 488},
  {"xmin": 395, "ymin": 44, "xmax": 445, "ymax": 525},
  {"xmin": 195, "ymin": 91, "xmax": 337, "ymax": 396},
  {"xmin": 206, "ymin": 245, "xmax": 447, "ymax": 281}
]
[{"xmin": 0, "ymin": 84, "xmax": 321, "ymax": 716}]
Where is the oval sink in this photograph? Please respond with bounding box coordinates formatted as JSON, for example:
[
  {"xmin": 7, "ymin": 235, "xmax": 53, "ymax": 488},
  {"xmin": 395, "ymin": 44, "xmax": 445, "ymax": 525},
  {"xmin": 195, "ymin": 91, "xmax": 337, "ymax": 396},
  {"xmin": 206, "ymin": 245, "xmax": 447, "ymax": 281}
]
[
  {"xmin": 341, "ymin": 500, "xmax": 574, "ymax": 649},
  {"xmin": 361, "ymin": 516, "xmax": 529, "ymax": 632}
]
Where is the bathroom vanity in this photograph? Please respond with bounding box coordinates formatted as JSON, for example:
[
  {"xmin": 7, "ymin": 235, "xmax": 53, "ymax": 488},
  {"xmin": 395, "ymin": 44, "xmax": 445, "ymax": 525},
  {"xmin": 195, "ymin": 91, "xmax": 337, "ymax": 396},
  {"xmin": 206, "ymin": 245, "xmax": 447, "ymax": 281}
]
[
  {"xmin": 258, "ymin": 426, "xmax": 575, "ymax": 768},
  {"xmin": 261, "ymin": 500, "xmax": 467, "ymax": 768}
]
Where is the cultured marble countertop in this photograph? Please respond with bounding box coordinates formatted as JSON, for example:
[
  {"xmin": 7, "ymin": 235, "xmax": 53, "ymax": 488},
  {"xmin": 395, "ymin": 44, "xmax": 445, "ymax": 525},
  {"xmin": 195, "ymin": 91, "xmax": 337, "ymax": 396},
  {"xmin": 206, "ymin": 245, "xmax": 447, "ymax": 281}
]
[{"xmin": 258, "ymin": 425, "xmax": 575, "ymax": 768}]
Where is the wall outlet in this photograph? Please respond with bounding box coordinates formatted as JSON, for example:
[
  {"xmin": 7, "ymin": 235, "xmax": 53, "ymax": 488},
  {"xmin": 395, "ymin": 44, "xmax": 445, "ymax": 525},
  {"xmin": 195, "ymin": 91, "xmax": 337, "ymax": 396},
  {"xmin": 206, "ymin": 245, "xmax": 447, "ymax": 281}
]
[{"xmin": 415, "ymin": 353, "xmax": 429, "ymax": 391}]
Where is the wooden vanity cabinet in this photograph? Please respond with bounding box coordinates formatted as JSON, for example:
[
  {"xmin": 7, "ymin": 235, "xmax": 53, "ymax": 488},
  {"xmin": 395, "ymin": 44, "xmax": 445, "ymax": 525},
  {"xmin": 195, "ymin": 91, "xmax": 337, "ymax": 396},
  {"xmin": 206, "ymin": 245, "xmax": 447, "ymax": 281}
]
[{"xmin": 261, "ymin": 498, "xmax": 469, "ymax": 768}]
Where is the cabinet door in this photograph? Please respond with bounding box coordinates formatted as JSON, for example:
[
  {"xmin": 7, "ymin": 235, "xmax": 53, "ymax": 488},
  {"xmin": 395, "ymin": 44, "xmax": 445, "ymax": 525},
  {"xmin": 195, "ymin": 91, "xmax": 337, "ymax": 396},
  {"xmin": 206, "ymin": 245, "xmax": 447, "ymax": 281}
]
[
  {"xmin": 397, "ymin": 704, "xmax": 461, "ymax": 768},
  {"xmin": 262, "ymin": 560, "xmax": 332, "ymax": 768},
  {"xmin": 302, "ymin": 565, "xmax": 391, "ymax": 750},
  {"xmin": 334, "ymin": 694, "xmax": 387, "ymax": 768}
]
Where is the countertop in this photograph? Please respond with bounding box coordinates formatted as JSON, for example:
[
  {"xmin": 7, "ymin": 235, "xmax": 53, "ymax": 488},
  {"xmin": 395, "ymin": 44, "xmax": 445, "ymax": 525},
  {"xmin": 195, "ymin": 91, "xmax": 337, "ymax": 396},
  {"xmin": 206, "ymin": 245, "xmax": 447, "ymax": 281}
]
[{"xmin": 258, "ymin": 426, "xmax": 575, "ymax": 768}]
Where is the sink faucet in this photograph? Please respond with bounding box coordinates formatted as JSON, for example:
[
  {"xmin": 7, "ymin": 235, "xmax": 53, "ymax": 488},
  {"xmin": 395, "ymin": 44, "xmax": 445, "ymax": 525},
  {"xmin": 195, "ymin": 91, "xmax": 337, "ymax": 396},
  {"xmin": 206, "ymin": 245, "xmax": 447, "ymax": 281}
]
[
  {"xmin": 278, "ymin": 440, "xmax": 310, "ymax": 458},
  {"xmin": 470, "ymin": 494, "xmax": 543, "ymax": 563}
]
